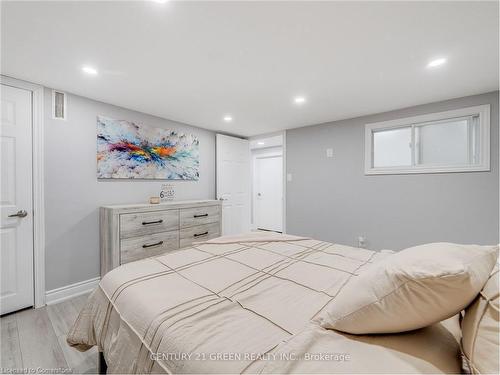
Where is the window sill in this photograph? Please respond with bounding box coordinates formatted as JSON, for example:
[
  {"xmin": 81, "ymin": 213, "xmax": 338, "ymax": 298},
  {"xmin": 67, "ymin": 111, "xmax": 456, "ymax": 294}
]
[{"xmin": 365, "ymin": 164, "xmax": 491, "ymax": 175}]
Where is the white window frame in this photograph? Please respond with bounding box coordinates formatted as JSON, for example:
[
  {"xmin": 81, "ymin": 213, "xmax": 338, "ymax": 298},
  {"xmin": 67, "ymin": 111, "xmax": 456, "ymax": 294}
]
[{"xmin": 364, "ymin": 104, "xmax": 490, "ymax": 175}]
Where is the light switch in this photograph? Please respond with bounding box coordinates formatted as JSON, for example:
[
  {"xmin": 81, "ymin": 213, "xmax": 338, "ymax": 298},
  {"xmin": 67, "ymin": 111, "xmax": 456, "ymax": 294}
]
[
  {"xmin": 287, "ymin": 173, "xmax": 293, "ymax": 182},
  {"xmin": 326, "ymin": 148, "xmax": 333, "ymax": 158}
]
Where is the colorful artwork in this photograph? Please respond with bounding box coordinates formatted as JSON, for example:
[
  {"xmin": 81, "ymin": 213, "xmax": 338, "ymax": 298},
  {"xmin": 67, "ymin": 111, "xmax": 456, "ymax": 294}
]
[{"xmin": 97, "ymin": 116, "xmax": 199, "ymax": 179}]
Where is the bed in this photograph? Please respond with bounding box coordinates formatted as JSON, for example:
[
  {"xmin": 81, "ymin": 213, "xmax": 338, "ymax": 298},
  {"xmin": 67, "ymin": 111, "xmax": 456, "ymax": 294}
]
[{"xmin": 67, "ymin": 233, "xmax": 463, "ymax": 374}]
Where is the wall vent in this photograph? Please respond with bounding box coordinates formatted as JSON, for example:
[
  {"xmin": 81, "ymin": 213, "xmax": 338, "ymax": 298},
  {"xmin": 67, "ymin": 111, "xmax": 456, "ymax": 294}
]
[{"xmin": 52, "ymin": 90, "xmax": 67, "ymax": 120}]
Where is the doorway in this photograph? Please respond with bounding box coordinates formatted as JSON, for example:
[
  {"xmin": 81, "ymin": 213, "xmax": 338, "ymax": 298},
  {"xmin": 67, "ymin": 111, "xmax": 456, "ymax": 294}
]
[
  {"xmin": 250, "ymin": 134, "xmax": 284, "ymax": 233},
  {"xmin": 255, "ymin": 155, "xmax": 283, "ymax": 232}
]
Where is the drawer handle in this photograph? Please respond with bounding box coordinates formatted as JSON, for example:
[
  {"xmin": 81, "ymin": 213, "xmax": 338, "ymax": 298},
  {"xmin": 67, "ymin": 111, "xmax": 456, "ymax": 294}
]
[
  {"xmin": 193, "ymin": 214, "xmax": 208, "ymax": 218},
  {"xmin": 142, "ymin": 241, "xmax": 164, "ymax": 249},
  {"xmin": 193, "ymin": 231, "xmax": 209, "ymax": 238},
  {"xmin": 142, "ymin": 219, "xmax": 163, "ymax": 226}
]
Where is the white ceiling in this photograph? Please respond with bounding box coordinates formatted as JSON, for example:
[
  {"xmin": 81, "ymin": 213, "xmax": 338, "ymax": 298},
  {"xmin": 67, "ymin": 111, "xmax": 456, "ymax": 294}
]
[{"xmin": 2, "ymin": 1, "xmax": 498, "ymax": 137}]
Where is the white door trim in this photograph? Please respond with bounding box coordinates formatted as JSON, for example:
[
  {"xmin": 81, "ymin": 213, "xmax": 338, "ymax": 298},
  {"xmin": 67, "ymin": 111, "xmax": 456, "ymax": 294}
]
[
  {"xmin": 1, "ymin": 75, "xmax": 45, "ymax": 308},
  {"xmin": 282, "ymin": 131, "xmax": 287, "ymax": 234}
]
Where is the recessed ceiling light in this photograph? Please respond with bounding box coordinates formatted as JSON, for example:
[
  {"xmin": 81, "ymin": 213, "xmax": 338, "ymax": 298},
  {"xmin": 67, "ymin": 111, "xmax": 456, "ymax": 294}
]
[
  {"xmin": 82, "ymin": 65, "xmax": 98, "ymax": 75},
  {"xmin": 294, "ymin": 96, "xmax": 306, "ymax": 104},
  {"xmin": 427, "ymin": 58, "xmax": 447, "ymax": 68},
  {"xmin": 257, "ymin": 141, "xmax": 265, "ymax": 146},
  {"xmin": 223, "ymin": 115, "xmax": 233, "ymax": 122}
]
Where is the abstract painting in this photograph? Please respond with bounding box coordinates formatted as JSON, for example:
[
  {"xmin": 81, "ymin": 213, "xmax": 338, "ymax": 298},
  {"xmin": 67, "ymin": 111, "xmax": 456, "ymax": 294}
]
[{"xmin": 97, "ymin": 116, "xmax": 199, "ymax": 179}]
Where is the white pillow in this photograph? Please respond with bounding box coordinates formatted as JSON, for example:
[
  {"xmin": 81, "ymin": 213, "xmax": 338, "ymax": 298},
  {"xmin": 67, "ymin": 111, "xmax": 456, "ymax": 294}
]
[
  {"xmin": 461, "ymin": 264, "xmax": 499, "ymax": 374},
  {"xmin": 317, "ymin": 243, "xmax": 498, "ymax": 334}
]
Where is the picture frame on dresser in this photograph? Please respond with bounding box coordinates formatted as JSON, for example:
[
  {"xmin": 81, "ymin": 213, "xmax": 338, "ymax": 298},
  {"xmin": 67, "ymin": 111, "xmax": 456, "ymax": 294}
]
[{"xmin": 100, "ymin": 200, "xmax": 222, "ymax": 276}]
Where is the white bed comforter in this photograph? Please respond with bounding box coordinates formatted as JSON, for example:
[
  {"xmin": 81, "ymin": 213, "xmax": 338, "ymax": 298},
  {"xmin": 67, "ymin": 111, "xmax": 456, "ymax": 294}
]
[{"xmin": 67, "ymin": 233, "xmax": 461, "ymax": 374}]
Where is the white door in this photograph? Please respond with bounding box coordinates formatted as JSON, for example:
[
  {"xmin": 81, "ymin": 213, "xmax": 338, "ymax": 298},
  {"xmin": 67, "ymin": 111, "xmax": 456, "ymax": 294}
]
[
  {"xmin": 216, "ymin": 134, "xmax": 251, "ymax": 235},
  {"xmin": 255, "ymin": 155, "xmax": 283, "ymax": 232},
  {"xmin": 1, "ymin": 84, "xmax": 34, "ymax": 315}
]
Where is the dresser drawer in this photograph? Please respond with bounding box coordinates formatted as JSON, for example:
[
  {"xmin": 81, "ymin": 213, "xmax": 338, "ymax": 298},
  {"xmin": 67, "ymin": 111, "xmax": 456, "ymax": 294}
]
[
  {"xmin": 179, "ymin": 222, "xmax": 220, "ymax": 248},
  {"xmin": 179, "ymin": 205, "xmax": 220, "ymax": 228},
  {"xmin": 120, "ymin": 231, "xmax": 179, "ymax": 264},
  {"xmin": 120, "ymin": 210, "xmax": 179, "ymax": 239}
]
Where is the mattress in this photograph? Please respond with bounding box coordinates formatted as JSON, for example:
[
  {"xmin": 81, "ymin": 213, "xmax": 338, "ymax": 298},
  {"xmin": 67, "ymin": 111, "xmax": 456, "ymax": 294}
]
[{"xmin": 67, "ymin": 233, "xmax": 462, "ymax": 374}]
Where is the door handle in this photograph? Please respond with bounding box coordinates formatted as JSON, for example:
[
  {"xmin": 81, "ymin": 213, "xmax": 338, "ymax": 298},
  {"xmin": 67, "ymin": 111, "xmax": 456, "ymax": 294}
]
[
  {"xmin": 8, "ymin": 210, "xmax": 28, "ymax": 218},
  {"xmin": 218, "ymin": 197, "xmax": 228, "ymax": 201}
]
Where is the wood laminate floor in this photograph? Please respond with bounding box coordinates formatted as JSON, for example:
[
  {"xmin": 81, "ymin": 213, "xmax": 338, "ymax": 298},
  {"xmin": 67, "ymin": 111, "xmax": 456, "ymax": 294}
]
[{"xmin": 1, "ymin": 294, "xmax": 97, "ymax": 374}]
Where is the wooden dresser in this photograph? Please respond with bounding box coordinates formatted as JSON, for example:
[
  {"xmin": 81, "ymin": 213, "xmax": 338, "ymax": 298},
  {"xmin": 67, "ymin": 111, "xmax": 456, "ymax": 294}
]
[{"xmin": 100, "ymin": 200, "xmax": 222, "ymax": 276}]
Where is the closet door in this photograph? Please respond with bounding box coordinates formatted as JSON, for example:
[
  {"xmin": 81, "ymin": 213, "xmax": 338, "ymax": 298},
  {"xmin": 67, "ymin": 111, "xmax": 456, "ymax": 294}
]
[
  {"xmin": 216, "ymin": 134, "xmax": 251, "ymax": 235},
  {"xmin": 255, "ymin": 155, "xmax": 283, "ymax": 232}
]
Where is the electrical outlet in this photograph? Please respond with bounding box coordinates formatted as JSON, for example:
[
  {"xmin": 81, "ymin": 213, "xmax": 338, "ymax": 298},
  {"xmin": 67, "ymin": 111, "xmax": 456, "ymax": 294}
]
[
  {"xmin": 326, "ymin": 148, "xmax": 333, "ymax": 158},
  {"xmin": 358, "ymin": 236, "xmax": 366, "ymax": 248},
  {"xmin": 287, "ymin": 173, "xmax": 293, "ymax": 182}
]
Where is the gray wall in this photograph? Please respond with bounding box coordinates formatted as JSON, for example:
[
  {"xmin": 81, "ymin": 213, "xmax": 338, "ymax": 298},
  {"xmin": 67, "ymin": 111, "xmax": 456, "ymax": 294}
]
[
  {"xmin": 286, "ymin": 91, "xmax": 499, "ymax": 250},
  {"xmin": 44, "ymin": 89, "xmax": 215, "ymax": 290}
]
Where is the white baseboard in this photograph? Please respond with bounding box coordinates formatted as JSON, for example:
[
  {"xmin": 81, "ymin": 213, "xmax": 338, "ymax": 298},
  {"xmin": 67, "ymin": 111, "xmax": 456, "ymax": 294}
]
[{"xmin": 45, "ymin": 277, "xmax": 100, "ymax": 305}]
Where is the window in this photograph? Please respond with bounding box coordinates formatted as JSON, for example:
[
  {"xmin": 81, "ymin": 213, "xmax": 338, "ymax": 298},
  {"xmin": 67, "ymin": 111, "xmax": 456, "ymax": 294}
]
[{"xmin": 365, "ymin": 105, "xmax": 490, "ymax": 175}]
